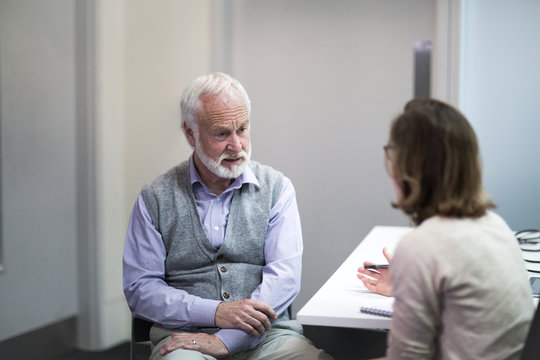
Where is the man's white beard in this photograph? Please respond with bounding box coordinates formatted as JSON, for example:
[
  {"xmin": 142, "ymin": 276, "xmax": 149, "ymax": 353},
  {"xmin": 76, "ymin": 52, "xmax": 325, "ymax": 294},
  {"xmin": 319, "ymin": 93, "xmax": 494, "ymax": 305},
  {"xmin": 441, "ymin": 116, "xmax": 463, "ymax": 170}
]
[{"xmin": 195, "ymin": 138, "xmax": 251, "ymax": 179}]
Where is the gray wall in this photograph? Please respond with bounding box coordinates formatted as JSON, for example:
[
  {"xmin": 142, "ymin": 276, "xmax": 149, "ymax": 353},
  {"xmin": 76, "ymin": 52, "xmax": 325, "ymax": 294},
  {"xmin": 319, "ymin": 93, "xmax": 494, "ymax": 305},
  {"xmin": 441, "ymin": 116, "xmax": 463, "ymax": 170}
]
[
  {"xmin": 0, "ymin": 0, "xmax": 78, "ymax": 341},
  {"xmin": 228, "ymin": 0, "xmax": 434, "ymax": 312},
  {"xmin": 460, "ymin": 0, "xmax": 540, "ymax": 230}
]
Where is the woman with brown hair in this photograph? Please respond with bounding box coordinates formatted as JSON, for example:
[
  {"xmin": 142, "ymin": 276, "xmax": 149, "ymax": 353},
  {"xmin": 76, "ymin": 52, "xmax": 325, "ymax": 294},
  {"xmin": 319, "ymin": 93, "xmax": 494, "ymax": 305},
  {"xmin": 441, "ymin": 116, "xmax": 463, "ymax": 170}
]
[{"xmin": 357, "ymin": 99, "xmax": 534, "ymax": 359}]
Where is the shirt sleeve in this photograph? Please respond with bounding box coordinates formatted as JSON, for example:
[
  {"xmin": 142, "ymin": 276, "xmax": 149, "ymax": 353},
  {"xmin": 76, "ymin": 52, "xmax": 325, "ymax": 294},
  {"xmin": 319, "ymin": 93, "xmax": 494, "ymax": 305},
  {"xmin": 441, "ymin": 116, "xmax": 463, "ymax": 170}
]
[
  {"xmin": 215, "ymin": 176, "xmax": 303, "ymax": 354},
  {"xmin": 123, "ymin": 194, "xmax": 220, "ymax": 329},
  {"xmin": 386, "ymin": 235, "xmax": 442, "ymax": 360}
]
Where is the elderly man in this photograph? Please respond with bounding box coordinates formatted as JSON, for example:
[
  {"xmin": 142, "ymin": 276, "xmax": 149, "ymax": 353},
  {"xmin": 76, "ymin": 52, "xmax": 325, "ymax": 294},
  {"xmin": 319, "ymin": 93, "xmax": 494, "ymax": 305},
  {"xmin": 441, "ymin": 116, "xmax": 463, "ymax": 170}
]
[{"xmin": 123, "ymin": 73, "xmax": 332, "ymax": 360}]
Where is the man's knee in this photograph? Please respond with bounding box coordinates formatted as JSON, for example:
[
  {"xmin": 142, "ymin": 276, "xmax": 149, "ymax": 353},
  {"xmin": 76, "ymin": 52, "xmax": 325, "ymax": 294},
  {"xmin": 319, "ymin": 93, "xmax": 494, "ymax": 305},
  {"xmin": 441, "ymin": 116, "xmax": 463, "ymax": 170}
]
[
  {"xmin": 150, "ymin": 336, "xmax": 216, "ymax": 360},
  {"xmin": 273, "ymin": 335, "xmax": 333, "ymax": 360},
  {"xmin": 241, "ymin": 333, "xmax": 333, "ymax": 360}
]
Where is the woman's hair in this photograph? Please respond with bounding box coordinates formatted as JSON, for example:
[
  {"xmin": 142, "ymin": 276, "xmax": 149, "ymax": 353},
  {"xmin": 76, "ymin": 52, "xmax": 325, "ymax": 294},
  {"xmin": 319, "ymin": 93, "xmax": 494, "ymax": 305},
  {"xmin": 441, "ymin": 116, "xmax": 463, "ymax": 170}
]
[
  {"xmin": 389, "ymin": 98, "xmax": 494, "ymax": 224},
  {"xmin": 180, "ymin": 72, "xmax": 251, "ymax": 135}
]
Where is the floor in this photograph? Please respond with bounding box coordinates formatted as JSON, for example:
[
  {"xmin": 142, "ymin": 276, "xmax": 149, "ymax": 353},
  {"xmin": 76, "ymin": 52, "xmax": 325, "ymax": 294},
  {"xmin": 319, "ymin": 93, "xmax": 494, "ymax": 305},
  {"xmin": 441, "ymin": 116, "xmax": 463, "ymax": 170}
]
[{"xmin": 52, "ymin": 342, "xmax": 150, "ymax": 360}]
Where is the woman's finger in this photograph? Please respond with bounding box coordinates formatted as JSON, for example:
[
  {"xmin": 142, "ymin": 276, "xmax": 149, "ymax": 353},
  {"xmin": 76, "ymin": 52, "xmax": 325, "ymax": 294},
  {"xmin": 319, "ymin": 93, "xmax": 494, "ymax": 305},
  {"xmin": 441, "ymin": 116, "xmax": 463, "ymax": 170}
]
[
  {"xmin": 358, "ymin": 268, "xmax": 381, "ymax": 279},
  {"xmin": 383, "ymin": 247, "xmax": 393, "ymax": 262}
]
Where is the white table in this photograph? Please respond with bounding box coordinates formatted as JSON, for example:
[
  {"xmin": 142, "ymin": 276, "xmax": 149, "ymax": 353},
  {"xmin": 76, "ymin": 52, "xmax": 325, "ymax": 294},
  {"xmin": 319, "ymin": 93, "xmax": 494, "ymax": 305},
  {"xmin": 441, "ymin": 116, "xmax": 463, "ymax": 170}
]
[
  {"xmin": 298, "ymin": 225, "xmax": 540, "ymax": 330},
  {"xmin": 297, "ymin": 226, "xmax": 411, "ymax": 330}
]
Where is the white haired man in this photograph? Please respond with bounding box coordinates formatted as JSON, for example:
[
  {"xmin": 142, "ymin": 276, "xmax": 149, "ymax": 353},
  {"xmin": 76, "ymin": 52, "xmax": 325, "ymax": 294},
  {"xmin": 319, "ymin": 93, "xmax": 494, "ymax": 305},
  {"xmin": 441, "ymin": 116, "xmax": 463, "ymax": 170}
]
[{"xmin": 123, "ymin": 73, "xmax": 333, "ymax": 360}]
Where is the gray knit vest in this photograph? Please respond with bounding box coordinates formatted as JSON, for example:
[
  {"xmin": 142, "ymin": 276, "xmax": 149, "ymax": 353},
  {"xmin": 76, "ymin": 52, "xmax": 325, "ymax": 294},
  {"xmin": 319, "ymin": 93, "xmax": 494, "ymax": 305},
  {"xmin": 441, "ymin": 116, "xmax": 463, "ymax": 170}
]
[{"xmin": 141, "ymin": 160, "xmax": 285, "ymax": 307}]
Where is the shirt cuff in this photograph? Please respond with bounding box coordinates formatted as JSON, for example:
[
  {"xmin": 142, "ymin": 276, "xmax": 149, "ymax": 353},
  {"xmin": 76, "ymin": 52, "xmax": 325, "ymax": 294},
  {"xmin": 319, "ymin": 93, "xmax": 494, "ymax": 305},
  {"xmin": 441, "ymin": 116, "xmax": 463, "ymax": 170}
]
[
  {"xmin": 215, "ymin": 328, "xmax": 266, "ymax": 354},
  {"xmin": 189, "ymin": 298, "xmax": 220, "ymax": 328}
]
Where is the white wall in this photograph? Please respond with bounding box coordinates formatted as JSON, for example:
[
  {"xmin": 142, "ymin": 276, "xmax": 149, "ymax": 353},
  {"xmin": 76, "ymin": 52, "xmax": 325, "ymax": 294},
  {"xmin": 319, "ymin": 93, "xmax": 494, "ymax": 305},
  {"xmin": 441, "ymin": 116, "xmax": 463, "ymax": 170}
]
[
  {"xmin": 0, "ymin": 0, "xmax": 213, "ymax": 349},
  {"xmin": 459, "ymin": 0, "xmax": 540, "ymax": 229},
  {"xmin": 0, "ymin": 0, "xmax": 78, "ymax": 341},
  {"xmin": 229, "ymin": 0, "xmax": 433, "ymax": 312},
  {"xmin": 123, "ymin": 0, "xmax": 211, "ymax": 205},
  {"xmin": 93, "ymin": 0, "xmax": 130, "ymax": 347},
  {"xmin": 87, "ymin": 0, "xmax": 212, "ymax": 349}
]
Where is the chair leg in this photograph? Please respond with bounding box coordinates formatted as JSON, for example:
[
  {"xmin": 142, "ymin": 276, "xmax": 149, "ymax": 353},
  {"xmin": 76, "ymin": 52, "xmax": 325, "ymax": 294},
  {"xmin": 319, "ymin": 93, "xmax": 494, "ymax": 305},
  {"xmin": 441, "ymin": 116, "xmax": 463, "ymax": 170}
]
[{"xmin": 129, "ymin": 319, "xmax": 135, "ymax": 360}]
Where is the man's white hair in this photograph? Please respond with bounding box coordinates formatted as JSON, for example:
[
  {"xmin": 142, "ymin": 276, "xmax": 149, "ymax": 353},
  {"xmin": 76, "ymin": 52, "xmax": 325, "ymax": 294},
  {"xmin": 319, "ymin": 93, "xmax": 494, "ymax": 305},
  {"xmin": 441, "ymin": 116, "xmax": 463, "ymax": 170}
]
[{"xmin": 180, "ymin": 72, "xmax": 251, "ymax": 139}]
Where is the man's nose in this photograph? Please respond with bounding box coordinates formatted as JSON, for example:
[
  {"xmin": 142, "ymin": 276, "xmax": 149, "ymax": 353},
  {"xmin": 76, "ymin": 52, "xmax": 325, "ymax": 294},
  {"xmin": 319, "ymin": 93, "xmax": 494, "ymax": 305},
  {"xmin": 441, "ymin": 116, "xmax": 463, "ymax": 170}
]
[{"xmin": 226, "ymin": 134, "xmax": 243, "ymax": 153}]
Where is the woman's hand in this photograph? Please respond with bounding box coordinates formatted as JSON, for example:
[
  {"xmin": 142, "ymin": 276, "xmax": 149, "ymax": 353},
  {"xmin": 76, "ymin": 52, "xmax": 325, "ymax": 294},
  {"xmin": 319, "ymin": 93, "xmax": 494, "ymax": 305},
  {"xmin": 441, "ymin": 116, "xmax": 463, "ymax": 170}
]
[{"xmin": 357, "ymin": 247, "xmax": 393, "ymax": 297}]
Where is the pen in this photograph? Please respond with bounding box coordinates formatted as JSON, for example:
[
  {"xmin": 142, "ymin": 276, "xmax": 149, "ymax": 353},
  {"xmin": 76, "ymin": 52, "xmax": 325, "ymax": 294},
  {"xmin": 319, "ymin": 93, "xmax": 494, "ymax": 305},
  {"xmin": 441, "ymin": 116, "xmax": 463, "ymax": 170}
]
[{"xmin": 364, "ymin": 264, "xmax": 389, "ymax": 269}]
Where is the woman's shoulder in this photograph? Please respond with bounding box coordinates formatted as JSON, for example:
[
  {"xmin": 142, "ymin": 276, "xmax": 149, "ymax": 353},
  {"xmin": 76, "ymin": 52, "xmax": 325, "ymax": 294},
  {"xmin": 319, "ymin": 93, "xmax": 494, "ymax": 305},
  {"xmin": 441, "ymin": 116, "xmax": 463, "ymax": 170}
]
[
  {"xmin": 397, "ymin": 211, "xmax": 515, "ymax": 261},
  {"xmin": 398, "ymin": 216, "xmax": 450, "ymax": 249}
]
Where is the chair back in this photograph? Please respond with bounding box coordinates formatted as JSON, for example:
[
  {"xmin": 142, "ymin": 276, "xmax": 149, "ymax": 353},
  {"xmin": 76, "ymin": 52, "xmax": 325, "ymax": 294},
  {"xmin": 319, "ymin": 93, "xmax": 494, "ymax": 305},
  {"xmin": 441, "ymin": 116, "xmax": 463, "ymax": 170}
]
[
  {"xmin": 133, "ymin": 317, "xmax": 153, "ymax": 342},
  {"xmin": 130, "ymin": 317, "xmax": 153, "ymax": 360}
]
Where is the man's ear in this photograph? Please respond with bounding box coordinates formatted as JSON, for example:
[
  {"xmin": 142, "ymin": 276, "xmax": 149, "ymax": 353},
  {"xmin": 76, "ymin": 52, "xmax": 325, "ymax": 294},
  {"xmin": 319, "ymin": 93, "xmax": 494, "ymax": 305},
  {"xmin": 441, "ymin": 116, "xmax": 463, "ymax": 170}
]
[{"xmin": 183, "ymin": 122, "xmax": 196, "ymax": 148}]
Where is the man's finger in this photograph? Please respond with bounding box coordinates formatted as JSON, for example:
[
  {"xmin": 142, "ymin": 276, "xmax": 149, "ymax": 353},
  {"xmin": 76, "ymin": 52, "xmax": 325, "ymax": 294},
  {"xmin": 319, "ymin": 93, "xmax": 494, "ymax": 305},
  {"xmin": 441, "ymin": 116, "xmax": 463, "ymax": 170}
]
[
  {"xmin": 251, "ymin": 308, "xmax": 273, "ymax": 331},
  {"xmin": 241, "ymin": 308, "xmax": 272, "ymax": 336},
  {"xmin": 238, "ymin": 321, "xmax": 263, "ymax": 337},
  {"xmin": 250, "ymin": 301, "xmax": 277, "ymax": 320}
]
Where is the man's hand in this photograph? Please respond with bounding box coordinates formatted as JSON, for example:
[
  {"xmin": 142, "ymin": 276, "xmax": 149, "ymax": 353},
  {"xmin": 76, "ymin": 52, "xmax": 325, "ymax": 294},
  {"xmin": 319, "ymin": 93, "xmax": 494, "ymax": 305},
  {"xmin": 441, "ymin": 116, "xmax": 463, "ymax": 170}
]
[
  {"xmin": 215, "ymin": 299, "xmax": 277, "ymax": 337},
  {"xmin": 159, "ymin": 333, "xmax": 229, "ymax": 359}
]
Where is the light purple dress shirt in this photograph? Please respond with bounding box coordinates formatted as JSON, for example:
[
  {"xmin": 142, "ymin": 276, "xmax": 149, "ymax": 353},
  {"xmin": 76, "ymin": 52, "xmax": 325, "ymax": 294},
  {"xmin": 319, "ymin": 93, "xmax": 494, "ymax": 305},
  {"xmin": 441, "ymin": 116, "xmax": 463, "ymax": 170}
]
[{"xmin": 123, "ymin": 156, "xmax": 303, "ymax": 353}]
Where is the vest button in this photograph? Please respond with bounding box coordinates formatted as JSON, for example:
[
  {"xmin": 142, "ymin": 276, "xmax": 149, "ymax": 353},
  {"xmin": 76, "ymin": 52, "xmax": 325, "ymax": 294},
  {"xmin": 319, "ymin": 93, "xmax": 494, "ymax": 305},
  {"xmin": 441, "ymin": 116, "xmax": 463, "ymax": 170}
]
[
  {"xmin": 217, "ymin": 254, "xmax": 224, "ymax": 260},
  {"xmin": 220, "ymin": 266, "xmax": 227, "ymax": 273},
  {"xmin": 223, "ymin": 292, "xmax": 230, "ymax": 299}
]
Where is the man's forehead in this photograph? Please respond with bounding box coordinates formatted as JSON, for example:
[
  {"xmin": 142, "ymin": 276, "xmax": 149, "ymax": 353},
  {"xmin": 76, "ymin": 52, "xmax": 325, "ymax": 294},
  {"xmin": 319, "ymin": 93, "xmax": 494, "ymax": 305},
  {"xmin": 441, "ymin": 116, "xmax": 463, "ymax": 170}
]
[
  {"xmin": 198, "ymin": 94, "xmax": 249, "ymax": 125},
  {"xmin": 207, "ymin": 116, "xmax": 250, "ymax": 130}
]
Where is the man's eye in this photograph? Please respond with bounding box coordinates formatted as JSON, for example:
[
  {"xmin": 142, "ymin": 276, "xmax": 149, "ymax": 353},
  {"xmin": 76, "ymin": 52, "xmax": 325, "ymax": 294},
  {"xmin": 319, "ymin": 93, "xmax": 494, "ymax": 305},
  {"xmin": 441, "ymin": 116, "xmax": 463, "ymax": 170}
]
[{"xmin": 216, "ymin": 132, "xmax": 229, "ymax": 139}]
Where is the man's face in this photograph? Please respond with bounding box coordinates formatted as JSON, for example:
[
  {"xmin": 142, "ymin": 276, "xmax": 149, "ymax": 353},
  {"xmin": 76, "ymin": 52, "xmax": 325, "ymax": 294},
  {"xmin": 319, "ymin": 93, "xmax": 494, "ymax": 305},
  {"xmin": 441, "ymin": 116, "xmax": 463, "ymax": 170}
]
[{"xmin": 188, "ymin": 94, "xmax": 251, "ymax": 180}]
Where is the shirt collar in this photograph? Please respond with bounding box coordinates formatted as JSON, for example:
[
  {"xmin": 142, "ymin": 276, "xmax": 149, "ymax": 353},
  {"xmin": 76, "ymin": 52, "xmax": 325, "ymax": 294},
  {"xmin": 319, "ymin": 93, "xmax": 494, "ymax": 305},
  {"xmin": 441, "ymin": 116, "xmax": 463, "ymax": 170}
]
[{"xmin": 189, "ymin": 154, "xmax": 259, "ymax": 192}]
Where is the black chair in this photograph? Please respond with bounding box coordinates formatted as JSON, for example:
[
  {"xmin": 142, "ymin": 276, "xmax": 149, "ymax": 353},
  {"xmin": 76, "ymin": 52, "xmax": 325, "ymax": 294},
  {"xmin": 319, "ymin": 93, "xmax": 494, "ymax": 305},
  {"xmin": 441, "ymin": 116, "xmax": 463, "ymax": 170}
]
[
  {"xmin": 130, "ymin": 317, "xmax": 153, "ymax": 360},
  {"xmin": 521, "ymin": 302, "xmax": 540, "ymax": 360}
]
